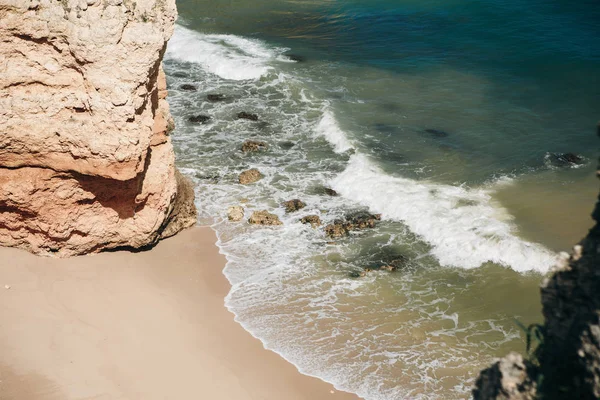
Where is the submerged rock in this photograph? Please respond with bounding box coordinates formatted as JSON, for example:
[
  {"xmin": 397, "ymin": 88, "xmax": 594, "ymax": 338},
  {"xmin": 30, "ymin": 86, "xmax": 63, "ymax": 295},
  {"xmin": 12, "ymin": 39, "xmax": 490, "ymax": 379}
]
[
  {"xmin": 380, "ymin": 257, "xmax": 408, "ymax": 272},
  {"xmin": 179, "ymin": 84, "xmax": 197, "ymax": 91},
  {"xmin": 346, "ymin": 212, "xmax": 382, "ymax": 230},
  {"xmin": 424, "ymin": 128, "xmax": 449, "ymax": 138},
  {"xmin": 315, "ymin": 186, "xmax": 338, "ymax": 196},
  {"xmin": 360, "ymin": 268, "xmax": 374, "ymax": 277},
  {"xmin": 248, "ymin": 210, "xmax": 283, "ymax": 226},
  {"xmin": 188, "ymin": 115, "xmax": 211, "ymax": 124},
  {"xmin": 287, "ymin": 54, "xmax": 306, "ymax": 62},
  {"xmin": 241, "ymin": 140, "xmax": 268, "ymax": 153},
  {"xmin": 196, "ymin": 173, "xmax": 219, "ymax": 183},
  {"xmin": 207, "ymin": 94, "xmax": 226, "ymax": 102},
  {"xmin": 547, "ymin": 152, "xmax": 584, "ymax": 167},
  {"xmin": 374, "ymin": 123, "xmax": 398, "ymax": 133},
  {"xmin": 282, "ymin": 199, "xmax": 306, "ymax": 213},
  {"xmin": 238, "ymin": 169, "xmax": 263, "ymax": 184},
  {"xmin": 256, "ymin": 121, "xmax": 271, "ymax": 130},
  {"xmin": 300, "ymin": 215, "xmax": 322, "ymax": 228},
  {"xmin": 279, "ymin": 141, "xmax": 296, "ymax": 150},
  {"xmin": 349, "ymin": 268, "xmax": 374, "ymax": 279},
  {"xmin": 227, "ymin": 206, "xmax": 244, "ymax": 222},
  {"xmin": 237, "ymin": 112, "xmax": 259, "ymax": 121},
  {"xmin": 324, "ymin": 187, "xmax": 339, "ymax": 197}
]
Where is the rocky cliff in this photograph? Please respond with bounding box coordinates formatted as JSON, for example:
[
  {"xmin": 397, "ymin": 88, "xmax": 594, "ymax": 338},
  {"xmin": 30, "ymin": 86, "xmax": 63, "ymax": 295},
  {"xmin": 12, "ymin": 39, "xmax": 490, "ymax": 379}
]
[
  {"xmin": 0, "ymin": 0, "xmax": 196, "ymax": 256},
  {"xmin": 473, "ymin": 125, "xmax": 600, "ymax": 399}
]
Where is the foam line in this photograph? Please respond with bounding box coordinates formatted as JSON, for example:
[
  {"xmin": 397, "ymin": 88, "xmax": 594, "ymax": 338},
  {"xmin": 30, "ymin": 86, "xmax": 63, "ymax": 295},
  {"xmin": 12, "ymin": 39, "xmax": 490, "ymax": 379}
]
[
  {"xmin": 332, "ymin": 154, "xmax": 557, "ymax": 272},
  {"xmin": 166, "ymin": 25, "xmax": 283, "ymax": 80}
]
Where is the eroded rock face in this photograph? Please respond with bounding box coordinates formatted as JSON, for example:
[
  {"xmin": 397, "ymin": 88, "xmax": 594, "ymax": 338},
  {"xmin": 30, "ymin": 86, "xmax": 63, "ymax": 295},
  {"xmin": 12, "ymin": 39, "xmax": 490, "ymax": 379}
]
[
  {"xmin": 473, "ymin": 353, "xmax": 537, "ymax": 400},
  {"xmin": 0, "ymin": 0, "xmax": 197, "ymax": 256}
]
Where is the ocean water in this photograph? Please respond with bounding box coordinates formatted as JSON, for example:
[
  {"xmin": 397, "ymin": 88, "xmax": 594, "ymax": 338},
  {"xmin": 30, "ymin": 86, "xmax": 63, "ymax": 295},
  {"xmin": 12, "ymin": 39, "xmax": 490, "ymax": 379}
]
[{"xmin": 164, "ymin": 1, "xmax": 600, "ymax": 398}]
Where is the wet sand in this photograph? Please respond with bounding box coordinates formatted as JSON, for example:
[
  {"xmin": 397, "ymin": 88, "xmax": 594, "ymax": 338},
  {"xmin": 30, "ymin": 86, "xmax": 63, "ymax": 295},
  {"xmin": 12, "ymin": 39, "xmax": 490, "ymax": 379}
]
[{"xmin": 0, "ymin": 227, "xmax": 359, "ymax": 400}]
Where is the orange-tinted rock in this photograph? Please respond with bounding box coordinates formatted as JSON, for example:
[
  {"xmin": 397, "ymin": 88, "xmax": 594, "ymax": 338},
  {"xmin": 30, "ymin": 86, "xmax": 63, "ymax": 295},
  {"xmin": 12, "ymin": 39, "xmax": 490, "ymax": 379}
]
[
  {"xmin": 248, "ymin": 211, "xmax": 283, "ymax": 226},
  {"xmin": 0, "ymin": 0, "xmax": 196, "ymax": 256},
  {"xmin": 239, "ymin": 169, "xmax": 263, "ymax": 184}
]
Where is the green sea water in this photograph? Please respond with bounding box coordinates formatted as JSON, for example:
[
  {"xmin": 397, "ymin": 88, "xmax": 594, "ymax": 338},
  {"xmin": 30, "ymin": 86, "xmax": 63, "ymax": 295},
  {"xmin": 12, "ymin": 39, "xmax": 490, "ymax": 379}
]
[{"xmin": 164, "ymin": 0, "xmax": 599, "ymax": 398}]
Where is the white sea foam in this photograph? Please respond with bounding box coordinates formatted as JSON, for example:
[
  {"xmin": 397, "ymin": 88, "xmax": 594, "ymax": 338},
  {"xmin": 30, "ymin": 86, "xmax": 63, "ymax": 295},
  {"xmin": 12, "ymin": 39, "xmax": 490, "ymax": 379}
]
[
  {"xmin": 166, "ymin": 25, "xmax": 283, "ymax": 80},
  {"xmin": 332, "ymin": 154, "xmax": 557, "ymax": 272},
  {"xmin": 315, "ymin": 108, "xmax": 354, "ymax": 153},
  {"xmin": 164, "ymin": 28, "xmax": 556, "ymax": 399}
]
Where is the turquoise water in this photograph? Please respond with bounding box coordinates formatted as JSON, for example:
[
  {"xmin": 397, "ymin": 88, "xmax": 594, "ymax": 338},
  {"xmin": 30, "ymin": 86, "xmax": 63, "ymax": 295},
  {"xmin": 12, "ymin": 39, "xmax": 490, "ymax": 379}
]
[{"xmin": 165, "ymin": 1, "xmax": 599, "ymax": 398}]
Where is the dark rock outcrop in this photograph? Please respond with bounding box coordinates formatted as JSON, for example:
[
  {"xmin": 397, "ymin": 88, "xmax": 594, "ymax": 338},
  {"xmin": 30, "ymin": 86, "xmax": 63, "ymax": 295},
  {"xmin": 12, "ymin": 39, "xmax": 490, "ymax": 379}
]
[
  {"xmin": 159, "ymin": 169, "xmax": 198, "ymax": 239},
  {"xmin": 547, "ymin": 152, "xmax": 584, "ymax": 167},
  {"xmin": 474, "ymin": 124, "xmax": 600, "ymax": 399},
  {"xmin": 287, "ymin": 54, "xmax": 306, "ymax": 62},
  {"xmin": 473, "ymin": 353, "xmax": 537, "ymax": 400}
]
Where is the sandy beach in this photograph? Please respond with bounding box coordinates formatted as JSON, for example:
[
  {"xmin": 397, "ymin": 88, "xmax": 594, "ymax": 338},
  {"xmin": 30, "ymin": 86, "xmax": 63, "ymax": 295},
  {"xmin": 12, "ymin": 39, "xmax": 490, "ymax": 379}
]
[{"xmin": 0, "ymin": 227, "xmax": 359, "ymax": 400}]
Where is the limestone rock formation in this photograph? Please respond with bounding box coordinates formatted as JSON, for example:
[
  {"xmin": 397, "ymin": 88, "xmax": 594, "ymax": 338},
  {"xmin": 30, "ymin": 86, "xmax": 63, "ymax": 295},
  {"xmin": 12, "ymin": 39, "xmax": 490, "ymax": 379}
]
[
  {"xmin": 241, "ymin": 140, "xmax": 268, "ymax": 153},
  {"xmin": 300, "ymin": 215, "xmax": 321, "ymax": 228},
  {"xmin": 324, "ymin": 212, "xmax": 382, "ymax": 238},
  {"xmin": 282, "ymin": 199, "xmax": 306, "ymax": 213},
  {"xmin": 248, "ymin": 211, "xmax": 282, "ymax": 226},
  {"xmin": 239, "ymin": 168, "xmax": 262, "ymax": 184},
  {"xmin": 0, "ymin": 0, "xmax": 196, "ymax": 256},
  {"xmin": 227, "ymin": 206, "xmax": 244, "ymax": 222}
]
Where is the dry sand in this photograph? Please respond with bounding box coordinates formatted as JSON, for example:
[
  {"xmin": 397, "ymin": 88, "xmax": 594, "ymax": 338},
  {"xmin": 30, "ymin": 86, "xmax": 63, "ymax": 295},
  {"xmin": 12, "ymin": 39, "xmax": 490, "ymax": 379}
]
[{"xmin": 0, "ymin": 227, "xmax": 360, "ymax": 400}]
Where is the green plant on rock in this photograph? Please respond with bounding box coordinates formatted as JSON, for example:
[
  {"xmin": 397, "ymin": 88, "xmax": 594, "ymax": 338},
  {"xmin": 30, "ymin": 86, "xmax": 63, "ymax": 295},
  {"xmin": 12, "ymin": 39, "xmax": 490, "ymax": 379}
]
[
  {"xmin": 515, "ymin": 319, "xmax": 545, "ymax": 366},
  {"xmin": 515, "ymin": 319, "xmax": 547, "ymax": 397}
]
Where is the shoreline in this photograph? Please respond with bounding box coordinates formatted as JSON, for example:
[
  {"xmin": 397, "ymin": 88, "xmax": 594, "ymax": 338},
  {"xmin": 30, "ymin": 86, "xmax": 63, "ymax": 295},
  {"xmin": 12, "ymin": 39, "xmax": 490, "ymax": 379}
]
[{"xmin": 0, "ymin": 227, "xmax": 360, "ymax": 400}]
